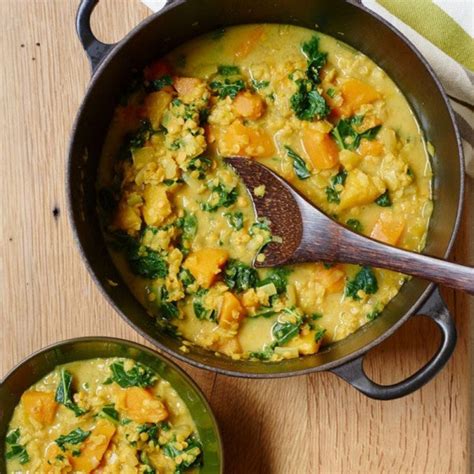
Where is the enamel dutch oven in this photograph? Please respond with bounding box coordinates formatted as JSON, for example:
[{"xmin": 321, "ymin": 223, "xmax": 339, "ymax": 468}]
[
  {"xmin": 0, "ymin": 337, "xmax": 224, "ymax": 472},
  {"xmin": 68, "ymin": 0, "xmax": 464, "ymax": 399}
]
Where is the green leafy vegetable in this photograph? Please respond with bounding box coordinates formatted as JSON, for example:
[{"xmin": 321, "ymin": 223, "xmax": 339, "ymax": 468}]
[
  {"xmin": 5, "ymin": 429, "xmax": 29, "ymax": 465},
  {"xmin": 327, "ymin": 87, "xmax": 336, "ymax": 98},
  {"xmin": 137, "ymin": 421, "xmax": 169, "ymax": 446},
  {"xmin": 201, "ymin": 184, "xmax": 238, "ymax": 212},
  {"xmin": 177, "ymin": 212, "xmax": 197, "ymax": 251},
  {"xmin": 130, "ymin": 246, "xmax": 168, "ymax": 280},
  {"xmin": 249, "ymin": 344, "xmax": 275, "ymax": 360},
  {"xmin": 193, "ymin": 289, "xmax": 217, "ymax": 322},
  {"xmin": 157, "ymin": 287, "xmax": 179, "ymax": 320},
  {"xmin": 55, "ymin": 428, "xmax": 91, "ymax": 452},
  {"xmin": 258, "ymin": 267, "xmax": 291, "ymax": 294},
  {"xmin": 186, "ymin": 156, "xmax": 212, "ymax": 179},
  {"xmin": 224, "ymin": 211, "xmax": 244, "ymax": 230},
  {"xmin": 345, "ymin": 266, "xmax": 378, "ymax": 300},
  {"xmin": 375, "ymin": 190, "xmax": 391, "ymax": 207},
  {"xmin": 251, "ymin": 79, "xmax": 270, "ymax": 90},
  {"xmin": 98, "ymin": 404, "xmax": 119, "ymax": 423},
  {"xmin": 217, "ymin": 64, "xmax": 240, "ymax": 76},
  {"xmin": 162, "ymin": 435, "xmax": 203, "ymax": 473},
  {"xmin": 346, "ymin": 219, "xmax": 363, "ymax": 233},
  {"xmin": 315, "ymin": 328, "xmax": 327, "ymax": 342},
  {"xmin": 149, "ymin": 74, "xmax": 172, "ymax": 91},
  {"xmin": 272, "ymin": 318, "xmax": 302, "ymax": 346},
  {"xmin": 325, "ymin": 168, "xmax": 347, "ymax": 204},
  {"xmin": 331, "ymin": 116, "xmax": 381, "ymax": 151},
  {"xmin": 209, "ymin": 78, "xmax": 245, "ymax": 99},
  {"xmin": 301, "ymin": 36, "xmax": 327, "ymax": 84},
  {"xmin": 285, "ymin": 145, "xmax": 311, "ymax": 179},
  {"xmin": 367, "ymin": 310, "xmax": 381, "ymax": 321},
  {"xmin": 224, "ymin": 260, "xmax": 258, "ymax": 292},
  {"xmin": 290, "ymin": 79, "xmax": 330, "ymax": 121},
  {"xmin": 105, "ymin": 360, "xmax": 158, "ymax": 388},
  {"xmin": 55, "ymin": 369, "xmax": 87, "ymax": 416}
]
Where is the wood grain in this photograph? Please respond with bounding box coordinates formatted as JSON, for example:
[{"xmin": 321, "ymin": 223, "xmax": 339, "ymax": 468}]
[{"xmin": 0, "ymin": 1, "xmax": 471, "ymax": 472}]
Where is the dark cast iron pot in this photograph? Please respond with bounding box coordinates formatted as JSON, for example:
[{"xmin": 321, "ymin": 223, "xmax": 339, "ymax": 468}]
[
  {"xmin": 68, "ymin": 0, "xmax": 465, "ymax": 400},
  {"xmin": 0, "ymin": 337, "xmax": 223, "ymax": 472}
]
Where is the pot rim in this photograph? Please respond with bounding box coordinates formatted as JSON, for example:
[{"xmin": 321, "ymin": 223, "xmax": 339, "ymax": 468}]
[
  {"xmin": 66, "ymin": 0, "xmax": 465, "ymax": 378},
  {"xmin": 0, "ymin": 336, "xmax": 224, "ymax": 474}
]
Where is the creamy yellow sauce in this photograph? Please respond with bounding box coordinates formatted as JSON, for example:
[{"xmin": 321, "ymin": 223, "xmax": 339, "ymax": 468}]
[
  {"xmin": 98, "ymin": 24, "xmax": 432, "ymax": 361},
  {"xmin": 5, "ymin": 358, "xmax": 201, "ymax": 473}
]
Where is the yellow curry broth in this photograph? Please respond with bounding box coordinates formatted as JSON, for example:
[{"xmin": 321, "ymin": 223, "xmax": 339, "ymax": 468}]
[
  {"xmin": 5, "ymin": 358, "xmax": 200, "ymax": 473},
  {"xmin": 98, "ymin": 24, "xmax": 432, "ymax": 361}
]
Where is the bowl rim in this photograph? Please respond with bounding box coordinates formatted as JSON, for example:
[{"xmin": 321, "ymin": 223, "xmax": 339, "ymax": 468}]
[
  {"xmin": 0, "ymin": 336, "xmax": 224, "ymax": 474},
  {"xmin": 66, "ymin": 0, "xmax": 465, "ymax": 378}
]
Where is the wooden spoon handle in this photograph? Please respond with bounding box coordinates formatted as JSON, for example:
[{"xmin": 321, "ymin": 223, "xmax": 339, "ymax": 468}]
[{"xmin": 336, "ymin": 230, "xmax": 474, "ymax": 294}]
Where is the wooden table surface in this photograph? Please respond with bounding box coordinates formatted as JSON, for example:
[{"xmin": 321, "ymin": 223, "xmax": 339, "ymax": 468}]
[{"xmin": 1, "ymin": 1, "xmax": 472, "ymax": 472}]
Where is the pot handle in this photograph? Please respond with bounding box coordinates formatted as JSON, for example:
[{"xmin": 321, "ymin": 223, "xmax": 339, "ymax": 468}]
[
  {"xmin": 76, "ymin": 0, "xmax": 116, "ymax": 73},
  {"xmin": 331, "ymin": 287, "xmax": 456, "ymax": 400}
]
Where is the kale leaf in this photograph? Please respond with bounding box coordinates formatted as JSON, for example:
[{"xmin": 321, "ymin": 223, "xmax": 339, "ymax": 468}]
[
  {"xmin": 285, "ymin": 145, "xmax": 311, "ymax": 179},
  {"xmin": 217, "ymin": 64, "xmax": 240, "ymax": 76},
  {"xmin": 186, "ymin": 156, "xmax": 212, "ymax": 179},
  {"xmin": 258, "ymin": 267, "xmax": 291, "ymax": 294},
  {"xmin": 149, "ymin": 74, "xmax": 173, "ymax": 91},
  {"xmin": 331, "ymin": 115, "xmax": 381, "ymax": 151},
  {"xmin": 5, "ymin": 429, "xmax": 29, "ymax": 465},
  {"xmin": 224, "ymin": 211, "xmax": 244, "ymax": 230},
  {"xmin": 375, "ymin": 190, "xmax": 391, "ymax": 207},
  {"xmin": 346, "ymin": 219, "xmax": 363, "ymax": 233},
  {"xmin": 193, "ymin": 289, "xmax": 217, "ymax": 322},
  {"xmin": 325, "ymin": 168, "xmax": 347, "ymax": 204},
  {"xmin": 105, "ymin": 360, "xmax": 158, "ymax": 388},
  {"xmin": 301, "ymin": 36, "xmax": 327, "ymax": 84},
  {"xmin": 290, "ymin": 79, "xmax": 330, "ymax": 121},
  {"xmin": 345, "ymin": 266, "xmax": 378, "ymax": 300},
  {"xmin": 201, "ymin": 184, "xmax": 238, "ymax": 212},
  {"xmin": 98, "ymin": 404, "xmax": 119, "ymax": 423},
  {"xmin": 55, "ymin": 369, "xmax": 87, "ymax": 416},
  {"xmin": 55, "ymin": 428, "xmax": 91, "ymax": 452},
  {"xmin": 209, "ymin": 78, "xmax": 245, "ymax": 99},
  {"xmin": 162, "ymin": 434, "xmax": 203, "ymax": 473},
  {"xmin": 224, "ymin": 259, "xmax": 259, "ymax": 292}
]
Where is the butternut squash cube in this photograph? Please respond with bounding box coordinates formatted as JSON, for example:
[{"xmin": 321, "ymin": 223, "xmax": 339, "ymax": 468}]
[
  {"xmin": 183, "ymin": 248, "xmax": 229, "ymax": 288},
  {"xmin": 370, "ymin": 212, "xmax": 405, "ymax": 245},
  {"xmin": 142, "ymin": 185, "xmax": 172, "ymax": 227},
  {"xmin": 217, "ymin": 120, "xmax": 275, "ymax": 158},
  {"xmin": 358, "ymin": 138, "xmax": 384, "ymax": 157},
  {"xmin": 144, "ymin": 90, "xmax": 173, "ymax": 129},
  {"xmin": 302, "ymin": 129, "xmax": 339, "ymax": 170},
  {"xmin": 173, "ymin": 76, "xmax": 202, "ymax": 96},
  {"xmin": 233, "ymin": 91, "xmax": 265, "ymax": 120},
  {"xmin": 70, "ymin": 419, "xmax": 116, "ymax": 473},
  {"xmin": 314, "ymin": 264, "xmax": 345, "ymax": 293},
  {"xmin": 22, "ymin": 390, "xmax": 57, "ymax": 425},
  {"xmin": 338, "ymin": 169, "xmax": 384, "ymax": 210},
  {"xmin": 286, "ymin": 331, "xmax": 322, "ymax": 355},
  {"xmin": 114, "ymin": 201, "xmax": 142, "ymax": 233},
  {"xmin": 115, "ymin": 387, "xmax": 168, "ymax": 424},
  {"xmin": 339, "ymin": 79, "xmax": 380, "ymax": 116},
  {"xmin": 219, "ymin": 292, "xmax": 247, "ymax": 332}
]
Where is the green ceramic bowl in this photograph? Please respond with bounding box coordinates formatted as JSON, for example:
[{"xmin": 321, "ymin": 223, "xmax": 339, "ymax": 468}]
[{"xmin": 0, "ymin": 337, "xmax": 223, "ymax": 473}]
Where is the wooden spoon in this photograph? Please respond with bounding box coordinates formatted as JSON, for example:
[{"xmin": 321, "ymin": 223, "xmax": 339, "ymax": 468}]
[{"xmin": 225, "ymin": 157, "xmax": 474, "ymax": 294}]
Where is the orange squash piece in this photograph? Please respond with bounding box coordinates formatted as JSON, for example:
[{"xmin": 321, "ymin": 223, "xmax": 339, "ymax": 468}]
[
  {"xmin": 358, "ymin": 138, "xmax": 384, "ymax": 156},
  {"xmin": 183, "ymin": 248, "xmax": 229, "ymax": 288},
  {"xmin": 22, "ymin": 390, "xmax": 58, "ymax": 425},
  {"xmin": 302, "ymin": 129, "xmax": 339, "ymax": 170},
  {"xmin": 234, "ymin": 25, "xmax": 265, "ymax": 58},
  {"xmin": 173, "ymin": 76, "xmax": 202, "ymax": 96},
  {"xmin": 339, "ymin": 79, "xmax": 380, "ymax": 116},
  {"xmin": 370, "ymin": 213, "xmax": 405, "ymax": 245},
  {"xmin": 219, "ymin": 292, "xmax": 247, "ymax": 331},
  {"xmin": 217, "ymin": 120, "xmax": 275, "ymax": 158},
  {"xmin": 70, "ymin": 419, "xmax": 116, "ymax": 473},
  {"xmin": 115, "ymin": 387, "xmax": 169, "ymax": 424},
  {"xmin": 233, "ymin": 91, "xmax": 265, "ymax": 120},
  {"xmin": 314, "ymin": 264, "xmax": 345, "ymax": 293}
]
